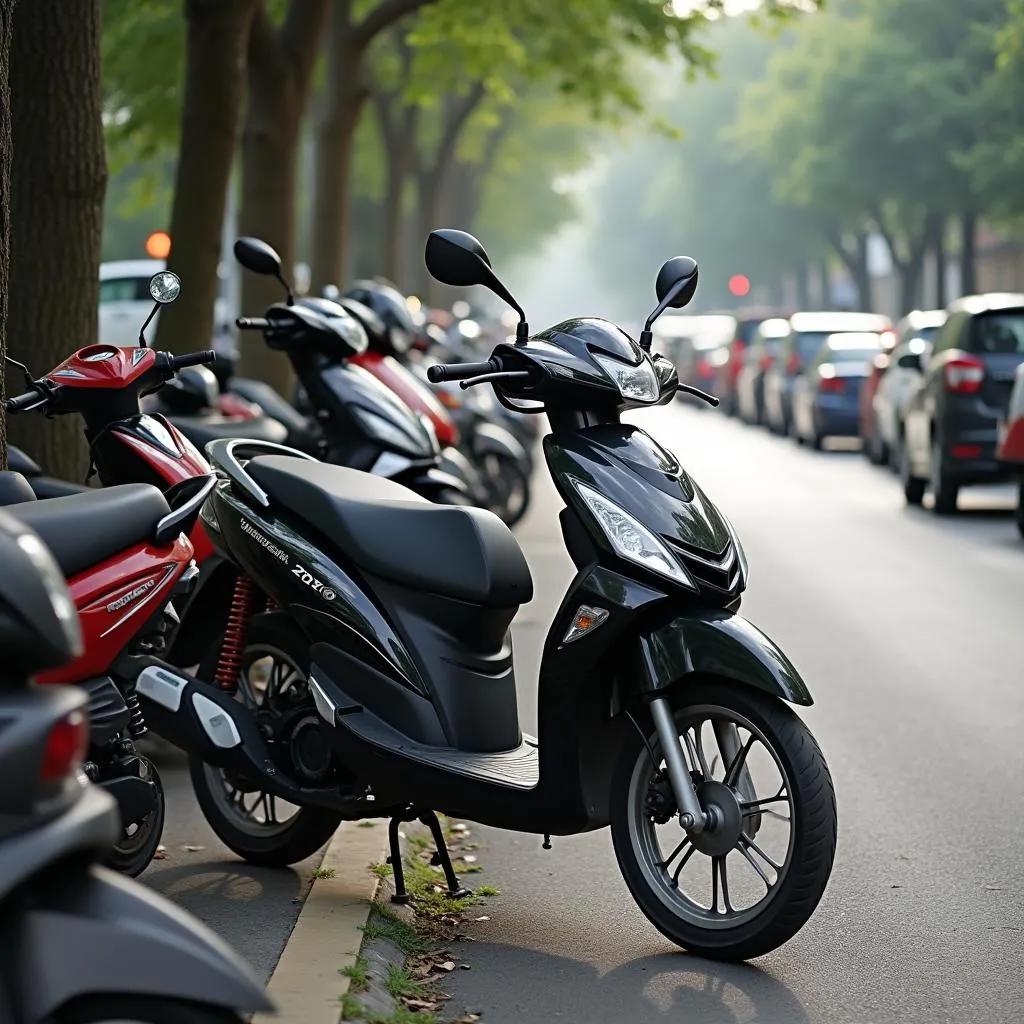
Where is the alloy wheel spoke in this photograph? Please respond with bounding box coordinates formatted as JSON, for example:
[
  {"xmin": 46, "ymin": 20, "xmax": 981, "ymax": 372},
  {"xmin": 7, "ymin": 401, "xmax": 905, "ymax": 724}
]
[
  {"xmin": 671, "ymin": 844, "xmax": 698, "ymax": 887},
  {"xmin": 724, "ymin": 734, "xmax": 757, "ymax": 788},
  {"xmin": 685, "ymin": 722, "xmax": 712, "ymax": 779},
  {"xmin": 660, "ymin": 835, "xmax": 692, "ymax": 870},
  {"xmin": 743, "ymin": 835, "xmax": 784, "ymax": 872},
  {"xmin": 713, "ymin": 856, "xmax": 734, "ymax": 914},
  {"xmin": 737, "ymin": 840, "xmax": 773, "ymax": 889}
]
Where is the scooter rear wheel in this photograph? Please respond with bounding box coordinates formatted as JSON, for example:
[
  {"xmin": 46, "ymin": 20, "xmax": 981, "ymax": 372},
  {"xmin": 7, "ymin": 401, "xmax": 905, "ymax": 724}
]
[
  {"xmin": 189, "ymin": 619, "xmax": 344, "ymax": 867},
  {"xmin": 54, "ymin": 995, "xmax": 241, "ymax": 1023},
  {"xmin": 103, "ymin": 755, "xmax": 165, "ymax": 878},
  {"xmin": 610, "ymin": 681, "xmax": 836, "ymax": 961}
]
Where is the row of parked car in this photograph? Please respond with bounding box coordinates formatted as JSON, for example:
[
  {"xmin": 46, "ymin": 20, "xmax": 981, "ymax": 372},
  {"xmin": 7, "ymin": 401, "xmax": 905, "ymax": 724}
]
[{"xmin": 655, "ymin": 297, "xmax": 1024, "ymax": 537}]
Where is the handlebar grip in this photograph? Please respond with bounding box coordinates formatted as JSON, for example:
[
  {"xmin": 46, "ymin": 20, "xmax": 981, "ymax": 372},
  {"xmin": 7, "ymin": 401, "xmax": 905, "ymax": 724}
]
[
  {"xmin": 4, "ymin": 389, "xmax": 46, "ymax": 412},
  {"xmin": 236, "ymin": 317, "xmax": 271, "ymax": 330},
  {"xmin": 427, "ymin": 359, "xmax": 496, "ymax": 383},
  {"xmin": 171, "ymin": 350, "xmax": 217, "ymax": 370}
]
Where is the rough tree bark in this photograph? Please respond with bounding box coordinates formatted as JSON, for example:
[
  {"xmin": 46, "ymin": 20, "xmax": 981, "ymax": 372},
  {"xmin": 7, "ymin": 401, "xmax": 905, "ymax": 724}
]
[
  {"xmin": 872, "ymin": 209, "xmax": 931, "ymax": 316},
  {"xmin": 0, "ymin": 1, "xmax": 13, "ymax": 470},
  {"xmin": 154, "ymin": 0, "xmax": 257, "ymax": 357},
  {"xmin": 7, "ymin": 0, "xmax": 106, "ymax": 480},
  {"xmin": 310, "ymin": 0, "xmax": 435, "ymax": 293},
  {"xmin": 960, "ymin": 211, "xmax": 977, "ymax": 297},
  {"xmin": 237, "ymin": 0, "xmax": 329, "ymax": 388}
]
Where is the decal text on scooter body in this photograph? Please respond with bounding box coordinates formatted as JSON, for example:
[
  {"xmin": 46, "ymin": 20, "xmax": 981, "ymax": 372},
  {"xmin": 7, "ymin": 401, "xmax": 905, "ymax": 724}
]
[
  {"xmin": 240, "ymin": 518, "xmax": 290, "ymax": 564},
  {"xmin": 292, "ymin": 564, "xmax": 336, "ymax": 601},
  {"xmin": 106, "ymin": 579, "xmax": 158, "ymax": 612}
]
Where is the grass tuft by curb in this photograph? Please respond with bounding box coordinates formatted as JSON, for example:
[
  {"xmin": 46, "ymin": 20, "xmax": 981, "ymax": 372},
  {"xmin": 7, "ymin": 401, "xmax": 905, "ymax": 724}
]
[
  {"xmin": 342, "ymin": 816, "xmax": 495, "ymax": 1023},
  {"xmin": 312, "ymin": 866, "xmax": 337, "ymax": 880}
]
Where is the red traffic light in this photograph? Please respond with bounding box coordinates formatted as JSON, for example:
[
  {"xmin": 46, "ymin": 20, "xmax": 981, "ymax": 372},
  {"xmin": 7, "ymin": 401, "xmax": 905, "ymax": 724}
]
[{"xmin": 728, "ymin": 274, "xmax": 751, "ymax": 298}]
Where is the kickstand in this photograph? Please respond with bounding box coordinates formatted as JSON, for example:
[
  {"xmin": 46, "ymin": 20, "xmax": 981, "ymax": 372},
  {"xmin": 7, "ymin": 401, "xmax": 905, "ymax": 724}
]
[
  {"xmin": 386, "ymin": 806, "xmax": 472, "ymax": 904},
  {"xmin": 419, "ymin": 809, "xmax": 473, "ymax": 900}
]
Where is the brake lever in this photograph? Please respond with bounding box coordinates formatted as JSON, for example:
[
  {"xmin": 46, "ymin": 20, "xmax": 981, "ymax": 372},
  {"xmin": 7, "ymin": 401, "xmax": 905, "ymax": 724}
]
[
  {"xmin": 678, "ymin": 383, "xmax": 720, "ymax": 407},
  {"xmin": 459, "ymin": 370, "xmax": 531, "ymax": 390}
]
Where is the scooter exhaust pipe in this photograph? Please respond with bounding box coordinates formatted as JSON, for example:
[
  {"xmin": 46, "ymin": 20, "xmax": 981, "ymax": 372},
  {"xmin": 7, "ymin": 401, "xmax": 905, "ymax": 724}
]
[{"xmin": 130, "ymin": 659, "xmax": 348, "ymax": 811}]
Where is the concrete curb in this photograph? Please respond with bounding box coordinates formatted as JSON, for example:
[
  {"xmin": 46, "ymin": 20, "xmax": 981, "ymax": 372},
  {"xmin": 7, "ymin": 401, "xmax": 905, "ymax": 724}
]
[{"xmin": 254, "ymin": 820, "xmax": 386, "ymax": 1024}]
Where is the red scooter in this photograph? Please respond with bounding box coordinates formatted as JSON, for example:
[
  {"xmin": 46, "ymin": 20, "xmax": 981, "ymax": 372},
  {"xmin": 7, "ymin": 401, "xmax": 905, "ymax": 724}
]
[{"xmin": 1, "ymin": 339, "xmax": 219, "ymax": 875}]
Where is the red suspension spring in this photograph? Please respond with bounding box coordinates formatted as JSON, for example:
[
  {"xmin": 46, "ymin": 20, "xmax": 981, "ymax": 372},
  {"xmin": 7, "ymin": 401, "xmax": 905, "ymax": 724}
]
[{"xmin": 215, "ymin": 574, "xmax": 255, "ymax": 690}]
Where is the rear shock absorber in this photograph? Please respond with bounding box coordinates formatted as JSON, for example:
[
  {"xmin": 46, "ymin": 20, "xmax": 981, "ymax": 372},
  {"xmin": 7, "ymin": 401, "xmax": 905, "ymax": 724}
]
[
  {"xmin": 125, "ymin": 690, "xmax": 148, "ymax": 738},
  {"xmin": 215, "ymin": 574, "xmax": 255, "ymax": 691}
]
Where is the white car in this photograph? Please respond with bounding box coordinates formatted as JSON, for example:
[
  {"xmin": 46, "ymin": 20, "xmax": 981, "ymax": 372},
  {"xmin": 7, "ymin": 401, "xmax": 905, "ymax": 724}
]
[{"xmin": 99, "ymin": 259, "xmax": 232, "ymax": 348}]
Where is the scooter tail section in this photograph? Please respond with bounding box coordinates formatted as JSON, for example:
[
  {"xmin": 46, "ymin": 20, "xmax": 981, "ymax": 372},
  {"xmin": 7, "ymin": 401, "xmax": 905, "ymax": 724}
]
[
  {"xmin": 15, "ymin": 864, "xmax": 272, "ymax": 1020},
  {"xmin": 636, "ymin": 611, "xmax": 813, "ymax": 707}
]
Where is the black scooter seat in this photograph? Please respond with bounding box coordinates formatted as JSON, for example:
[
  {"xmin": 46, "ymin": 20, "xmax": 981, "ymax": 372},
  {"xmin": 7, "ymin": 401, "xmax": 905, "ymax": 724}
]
[
  {"xmin": 170, "ymin": 413, "xmax": 289, "ymax": 452},
  {"xmin": 7, "ymin": 484, "xmax": 170, "ymax": 578},
  {"xmin": 247, "ymin": 455, "xmax": 534, "ymax": 608}
]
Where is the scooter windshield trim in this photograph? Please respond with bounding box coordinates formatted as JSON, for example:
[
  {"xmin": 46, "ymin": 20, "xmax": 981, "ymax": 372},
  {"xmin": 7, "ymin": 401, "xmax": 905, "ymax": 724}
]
[{"xmin": 572, "ymin": 480, "xmax": 696, "ymax": 590}]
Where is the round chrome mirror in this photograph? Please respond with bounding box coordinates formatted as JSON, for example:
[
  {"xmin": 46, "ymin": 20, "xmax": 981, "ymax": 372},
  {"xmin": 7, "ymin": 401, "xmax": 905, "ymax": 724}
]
[{"xmin": 149, "ymin": 271, "xmax": 181, "ymax": 304}]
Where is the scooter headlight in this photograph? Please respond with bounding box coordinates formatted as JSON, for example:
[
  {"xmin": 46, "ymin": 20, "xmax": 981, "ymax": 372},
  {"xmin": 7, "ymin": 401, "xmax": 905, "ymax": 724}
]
[
  {"xmin": 592, "ymin": 353, "xmax": 660, "ymax": 403},
  {"xmin": 574, "ymin": 482, "xmax": 696, "ymax": 590}
]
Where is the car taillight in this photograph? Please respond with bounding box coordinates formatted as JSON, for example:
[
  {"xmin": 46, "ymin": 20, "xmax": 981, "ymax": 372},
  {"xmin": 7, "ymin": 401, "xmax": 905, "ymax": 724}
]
[
  {"xmin": 943, "ymin": 354, "xmax": 985, "ymax": 394},
  {"xmin": 729, "ymin": 341, "xmax": 745, "ymax": 379},
  {"xmin": 818, "ymin": 375, "xmax": 846, "ymax": 393},
  {"xmin": 696, "ymin": 359, "xmax": 715, "ymax": 380},
  {"xmin": 786, "ymin": 352, "xmax": 800, "ymax": 374},
  {"xmin": 759, "ymin": 353, "xmax": 774, "ymax": 371},
  {"xmin": 39, "ymin": 710, "xmax": 87, "ymax": 783}
]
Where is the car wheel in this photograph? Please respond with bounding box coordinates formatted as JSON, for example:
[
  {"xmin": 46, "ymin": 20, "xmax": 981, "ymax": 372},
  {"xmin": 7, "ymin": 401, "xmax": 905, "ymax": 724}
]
[
  {"xmin": 930, "ymin": 439, "xmax": 959, "ymax": 515},
  {"xmin": 900, "ymin": 440, "xmax": 925, "ymax": 506}
]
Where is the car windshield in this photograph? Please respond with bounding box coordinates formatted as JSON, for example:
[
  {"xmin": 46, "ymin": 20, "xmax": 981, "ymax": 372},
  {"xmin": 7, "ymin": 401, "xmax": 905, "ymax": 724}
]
[
  {"xmin": 99, "ymin": 277, "xmax": 152, "ymax": 303},
  {"xmin": 792, "ymin": 331, "xmax": 833, "ymax": 363},
  {"xmin": 968, "ymin": 311, "xmax": 1024, "ymax": 354}
]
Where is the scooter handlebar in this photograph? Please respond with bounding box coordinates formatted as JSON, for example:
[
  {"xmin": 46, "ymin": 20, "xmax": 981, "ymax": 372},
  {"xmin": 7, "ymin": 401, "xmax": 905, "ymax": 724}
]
[
  {"xmin": 169, "ymin": 350, "xmax": 217, "ymax": 371},
  {"xmin": 236, "ymin": 317, "xmax": 271, "ymax": 331},
  {"xmin": 427, "ymin": 359, "xmax": 497, "ymax": 384},
  {"xmin": 3, "ymin": 388, "xmax": 48, "ymax": 412}
]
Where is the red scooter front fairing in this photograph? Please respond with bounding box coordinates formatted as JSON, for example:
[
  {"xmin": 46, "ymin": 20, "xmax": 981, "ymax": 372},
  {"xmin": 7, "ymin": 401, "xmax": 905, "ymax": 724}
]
[{"xmin": 352, "ymin": 351, "xmax": 459, "ymax": 447}]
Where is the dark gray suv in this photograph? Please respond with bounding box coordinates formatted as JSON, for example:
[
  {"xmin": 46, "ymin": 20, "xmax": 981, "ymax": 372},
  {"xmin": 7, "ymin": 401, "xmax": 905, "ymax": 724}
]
[{"xmin": 900, "ymin": 293, "xmax": 1024, "ymax": 513}]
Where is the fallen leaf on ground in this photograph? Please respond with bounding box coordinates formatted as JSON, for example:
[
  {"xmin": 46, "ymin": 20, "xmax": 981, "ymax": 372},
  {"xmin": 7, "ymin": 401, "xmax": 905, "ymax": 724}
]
[
  {"xmin": 182, "ymin": 845, "xmax": 205, "ymax": 852},
  {"xmin": 474, "ymin": 916, "xmax": 490, "ymax": 921},
  {"xmin": 152, "ymin": 848, "xmax": 168, "ymax": 860},
  {"xmin": 459, "ymin": 963, "xmax": 471, "ymax": 970},
  {"xmin": 440, "ymin": 961, "xmax": 456, "ymax": 972}
]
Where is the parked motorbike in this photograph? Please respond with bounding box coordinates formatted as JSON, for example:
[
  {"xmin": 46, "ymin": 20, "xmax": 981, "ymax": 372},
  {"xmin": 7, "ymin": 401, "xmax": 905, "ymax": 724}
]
[
  {"xmin": 144, "ymin": 229, "xmax": 836, "ymax": 960},
  {"xmin": 0, "ymin": 509, "xmax": 272, "ymax": 1023}
]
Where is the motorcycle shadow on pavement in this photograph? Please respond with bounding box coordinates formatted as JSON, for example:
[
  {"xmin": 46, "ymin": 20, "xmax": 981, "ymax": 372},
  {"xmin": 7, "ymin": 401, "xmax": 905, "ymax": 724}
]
[{"xmin": 445, "ymin": 942, "xmax": 810, "ymax": 1024}]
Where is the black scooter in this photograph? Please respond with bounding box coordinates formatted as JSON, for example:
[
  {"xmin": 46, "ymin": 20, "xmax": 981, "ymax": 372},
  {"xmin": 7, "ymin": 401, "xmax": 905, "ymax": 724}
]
[
  {"xmin": 135, "ymin": 230, "xmax": 836, "ymax": 961},
  {"xmin": 0, "ymin": 510, "xmax": 271, "ymax": 1023}
]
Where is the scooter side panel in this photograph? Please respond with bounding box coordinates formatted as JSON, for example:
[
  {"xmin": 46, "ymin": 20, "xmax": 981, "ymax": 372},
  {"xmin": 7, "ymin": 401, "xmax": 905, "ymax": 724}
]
[
  {"xmin": 15, "ymin": 864, "xmax": 271, "ymax": 1019},
  {"xmin": 208, "ymin": 486, "xmax": 426, "ymax": 693},
  {"xmin": 36, "ymin": 534, "xmax": 193, "ymax": 683}
]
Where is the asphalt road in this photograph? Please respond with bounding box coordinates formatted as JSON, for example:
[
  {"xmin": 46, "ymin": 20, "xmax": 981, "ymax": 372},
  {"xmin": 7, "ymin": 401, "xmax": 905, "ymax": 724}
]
[
  {"xmin": 139, "ymin": 741, "xmax": 325, "ymax": 982},
  {"xmin": 443, "ymin": 402, "xmax": 1024, "ymax": 1024}
]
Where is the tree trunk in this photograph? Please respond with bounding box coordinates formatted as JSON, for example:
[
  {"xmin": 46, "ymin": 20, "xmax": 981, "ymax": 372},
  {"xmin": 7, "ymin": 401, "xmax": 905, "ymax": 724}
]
[
  {"xmin": 373, "ymin": 94, "xmax": 415, "ymax": 288},
  {"xmin": 795, "ymin": 264, "xmax": 811, "ymax": 309},
  {"xmin": 7, "ymin": 0, "xmax": 106, "ymax": 480},
  {"xmin": 960, "ymin": 210, "xmax": 977, "ymax": 296},
  {"xmin": 818, "ymin": 259, "xmax": 831, "ymax": 307},
  {"xmin": 154, "ymin": 0, "xmax": 256, "ymax": 357},
  {"xmin": 236, "ymin": 1, "xmax": 328, "ymax": 390},
  {"xmin": 826, "ymin": 229, "xmax": 871, "ymax": 311},
  {"xmin": 311, "ymin": 13, "xmax": 367, "ymax": 292},
  {"xmin": 934, "ymin": 217, "xmax": 947, "ymax": 308},
  {"xmin": 0, "ymin": 1, "xmax": 12, "ymax": 470}
]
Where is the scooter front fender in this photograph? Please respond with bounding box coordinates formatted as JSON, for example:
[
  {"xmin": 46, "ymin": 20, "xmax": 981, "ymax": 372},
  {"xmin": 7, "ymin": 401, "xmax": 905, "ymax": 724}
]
[
  {"xmin": 14, "ymin": 864, "xmax": 273, "ymax": 1020},
  {"xmin": 637, "ymin": 611, "xmax": 813, "ymax": 706}
]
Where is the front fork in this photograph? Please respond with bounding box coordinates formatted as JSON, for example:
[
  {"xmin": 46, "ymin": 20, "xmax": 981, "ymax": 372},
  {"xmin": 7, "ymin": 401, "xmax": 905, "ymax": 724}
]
[{"xmin": 648, "ymin": 696, "xmax": 759, "ymax": 836}]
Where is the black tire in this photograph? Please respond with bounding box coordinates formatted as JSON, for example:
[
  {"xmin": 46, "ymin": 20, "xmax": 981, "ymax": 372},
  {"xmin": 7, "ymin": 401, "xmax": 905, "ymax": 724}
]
[
  {"xmin": 610, "ymin": 682, "xmax": 836, "ymax": 961},
  {"xmin": 54, "ymin": 995, "xmax": 241, "ymax": 1024},
  {"xmin": 492, "ymin": 454, "xmax": 532, "ymax": 528},
  {"xmin": 1017, "ymin": 481, "xmax": 1024, "ymax": 540},
  {"xmin": 809, "ymin": 431, "xmax": 823, "ymax": 451},
  {"xmin": 930, "ymin": 440, "xmax": 959, "ymax": 515},
  {"xmin": 190, "ymin": 618, "xmax": 343, "ymax": 867},
  {"xmin": 103, "ymin": 755, "xmax": 165, "ymax": 877},
  {"xmin": 900, "ymin": 438, "xmax": 925, "ymax": 505}
]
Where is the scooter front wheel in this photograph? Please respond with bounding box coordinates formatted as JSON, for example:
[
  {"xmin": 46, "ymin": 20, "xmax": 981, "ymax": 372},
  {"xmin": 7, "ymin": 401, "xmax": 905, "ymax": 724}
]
[{"xmin": 610, "ymin": 681, "xmax": 836, "ymax": 961}]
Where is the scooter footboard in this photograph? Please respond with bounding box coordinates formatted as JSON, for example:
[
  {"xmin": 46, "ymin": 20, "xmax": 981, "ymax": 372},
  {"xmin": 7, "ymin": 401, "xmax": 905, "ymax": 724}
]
[{"xmin": 14, "ymin": 865, "xmax": 272, "ymax": 1020}]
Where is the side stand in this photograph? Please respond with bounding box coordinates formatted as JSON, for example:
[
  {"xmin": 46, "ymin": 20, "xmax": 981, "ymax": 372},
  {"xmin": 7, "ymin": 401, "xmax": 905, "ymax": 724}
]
[{"xmin": 387, "ymin": 807, "xmax": 473, "ymax": 905}]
